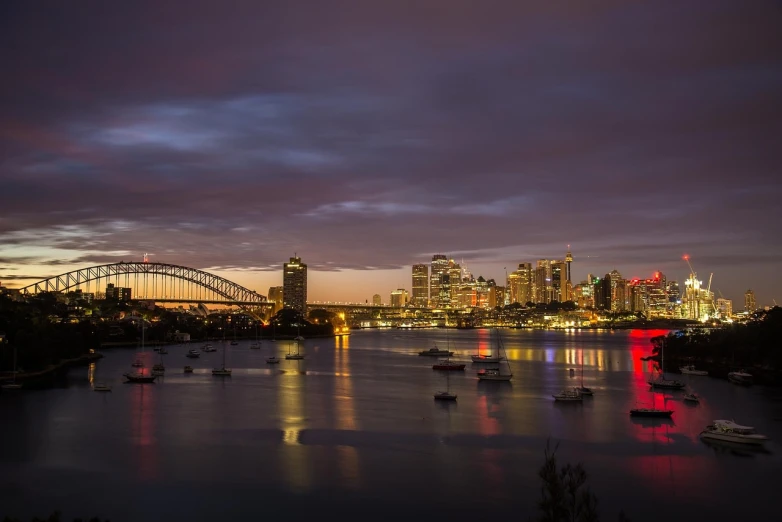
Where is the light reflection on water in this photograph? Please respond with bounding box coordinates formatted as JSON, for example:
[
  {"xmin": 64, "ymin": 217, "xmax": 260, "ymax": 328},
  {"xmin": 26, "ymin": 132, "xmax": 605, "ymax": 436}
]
[{"xmin": 0, "ymin": 329, "xmax": 778, "ymax": 522}]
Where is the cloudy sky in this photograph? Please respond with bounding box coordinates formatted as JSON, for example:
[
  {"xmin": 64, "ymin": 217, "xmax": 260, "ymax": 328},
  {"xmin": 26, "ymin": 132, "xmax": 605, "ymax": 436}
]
[{"xmin": 1, "ymin": 0, "xmax": 781, "ymax": 305}]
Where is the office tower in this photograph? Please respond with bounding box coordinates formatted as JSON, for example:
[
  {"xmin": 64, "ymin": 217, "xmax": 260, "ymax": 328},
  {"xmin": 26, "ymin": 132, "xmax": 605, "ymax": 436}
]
[
  {"xmin": 411, "ymin": 264, "xmax": 429, "ymax": 307},
  {"xmin": 372, "ymin": 294, "xmax": 382, "ymax": 306},
  {"xmin": 430, "ymin": 254, "xmax": 448, "ymax": 308},
  {"xmin": 268, "ymin": 286, "xmax": 284, "ymax": 314},
  {"xmin": 448, "ymin": 259, "xmax": 462, "ymax": 307},
  {"xmin": 283, "ymin": 255, "xmax": 307, "ymax": 314},
  {"xmin": 594, "ymin": 274, "xmax": 612, "ymax": 310},
  {"xmin": 551, "ymin": 261, "xmax": 565, "ymax": 302},
  {"xmin": 613, "ymin": 279, "xmax": 628, "ymax": 312},
  {"xmin": 744, "ymin": 289, "xmax": 756, "ymax": 312},
  {"xmin": 533, "ymin": 260, "xmax": 551, "ymax": 304},
  {"xmin": 390, "ymin": 289, "xmax": 409, "ymax": 307},
  {"xmin": 105, "ymin": 283, "xmax": 131, "ymax": 302},
  {"xmin": 488, "ymin": 285, "xmax": 506, "ymax": 309}
]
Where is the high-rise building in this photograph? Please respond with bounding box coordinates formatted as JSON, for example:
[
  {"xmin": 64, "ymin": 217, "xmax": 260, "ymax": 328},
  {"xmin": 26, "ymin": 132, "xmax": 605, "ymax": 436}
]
[
  {"xmin": 507, "ymin": 263, "xmax": 532, "ymax": 305},
  {"xmin": 430, "ymin": 255, "xmax": 448, "ymax": 308},
  {"xmin": 267, "ymin": 286, "xmax": 284, "ymax": 315},
  {"xmin": 283, "ymin": 256, "xmax": 307, "ymax": 314},
  {"xmin": 488, "ymin": 285, "xmax": 506, "ymax": 309},
  {"xmin": 716, "ymin": 298, "xmax": 733, "ymax": 318},
  {"xmin": 448, "ymin": 259, "xmax": 462, "ymax": 307},
  {"xmin": 411, "ymin": 264, "xmax": 429, "ymax": 307},
  {"xmin": 745, "ymin": 289, "xmax": 756, "ymax": 312},
  {"xmin": 372, "ymin": 294, "xmax": 382, "ymax": 306},
  {"xmin": 533, "ymin": 260, "xmax": 552, "ymax": 304},
  {"xmin": 551, "ymin": 261, "xmax": 565, "ymax": 302},
  {"xmin": 594, "ymin": 275, "xmax": 612, "ymax": 310},
  {"xmin": 105, "ymin": 283, "xmax": 131, "ymax": 302},
  {"xmin": 390, "ymin": 289, "xmax": 409, "ymax": 307}
]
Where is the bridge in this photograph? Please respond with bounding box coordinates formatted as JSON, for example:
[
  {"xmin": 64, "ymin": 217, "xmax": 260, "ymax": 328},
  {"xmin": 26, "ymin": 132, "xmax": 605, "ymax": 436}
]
[{"xmin": 19, "ymin": 261, "xmax": 273, "ymax": 318}]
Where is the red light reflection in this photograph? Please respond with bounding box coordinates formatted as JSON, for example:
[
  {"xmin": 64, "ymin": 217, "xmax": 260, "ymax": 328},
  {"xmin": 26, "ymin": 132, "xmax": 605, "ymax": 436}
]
[{"xmin": 130, "ymin": 384, "xmax": 158, "ymax": 481}]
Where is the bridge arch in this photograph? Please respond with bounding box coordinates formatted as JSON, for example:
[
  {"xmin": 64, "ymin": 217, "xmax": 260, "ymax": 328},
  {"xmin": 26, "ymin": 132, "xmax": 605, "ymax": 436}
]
[{"xmin": 20, "ymin": 262, "xmax": 271, "ymax": 318}]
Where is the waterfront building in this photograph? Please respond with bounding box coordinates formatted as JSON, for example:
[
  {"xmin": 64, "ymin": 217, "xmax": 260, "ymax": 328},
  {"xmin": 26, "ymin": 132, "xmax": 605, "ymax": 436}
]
[
  {"xmin": 488, "ymin": 285, "xmax": 506, "ymax": 309},
  {"xmin": 372, "ymin": 294, "xmax": 382, "ymax": 306},
  {"xmin": 411, "ymin": 264, "xmax": 428, "ymax": 307},
  {"xmin": 745, "ymin": 289, "xmax": 756, "ymax": 312},
  {"xmin": 390, "ymin": 288, "xmax": 409, "ymax": 307},
  {"xmin": 283, "ymin": 256, "xmax": 307, "ymax": 314}
]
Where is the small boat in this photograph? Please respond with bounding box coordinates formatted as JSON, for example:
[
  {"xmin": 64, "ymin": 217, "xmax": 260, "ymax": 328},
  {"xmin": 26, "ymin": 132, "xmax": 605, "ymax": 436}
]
[
  {"xmin": 186, "ymin": 350, "xmax": 201, "ymax": 358},
  {"xmin": 285, "ymin": 354, "xmax": 305, "ymax": 360},
  {"xmin": 433, "ymin": 360, "xmax": 466, "ymax": 371},
  {"xmin": 680, "ymin": 365, "xmax": 708, "ymax": 376},
  {"xmin": 700, "ymin": 420, "xmax": 768, "ymax": 446},
  {"xmin": 294, "ymin": 336, "xmax": 305, "ymax": 342},
  {"xmin": 553, "ymin": 388, "xmax": 583, "ymax": 402},
  {"xmin": 648, "ymin": 338, "xmax": 685, "ymax": 389},
  {"xmin": 470, "ymin": 353, "xmax": 504, "ymax": 363},
  {"xmin": 683, "ymin": 392, "xmax": 700, "ymax": 403},
  {"xmin": 630, "ymin": 407, "xmax": 673, "ymax": 418},
  {"xmin": 183, "ymin": 366, "xmax": 194, "ymax": 373},
  {"xmin": 419, "ymin": 346, "xmax": 453, "ymax": 357},
  {"xmin": 434, "ymin": 369, "xmax": 457, "ymax": 401},
  {"xmin": 1, "ymin": 383, "xmax": 22, "ymax": 390},
  {"xmin": 266, "ymin": 356, "xmax": 280, "ymax": 364},
  {"xmin": 477, "ymin": 330, "xmax": 512, "ymax": 381},
  {"xmin": 577, "ymin": 351, "xmax": 593, "ymax": 396},
  {"xmin": 230, "ymin": 341, "xmax": 238, "ymax": 346},
  {"xmin": 212, "ymin": 342, "xmax": 232, "ymax": 376},
  {"xmin": 93, "ymin": 382, "xmax": 112, "ymax": 392},
  {"xmin": 728, "ymin": 370, "xmax": 753, "ymax": 386},
  {"xmin": 203, "ymin": 345, "xmax": 217, "ymax": 352},
  {"xmin": 124, "ymin": 372, "xmax": 157, "ymax": 383},
  {"xmin": 250, "ymin": 343, "xmax": 261, "ymax": 349}
]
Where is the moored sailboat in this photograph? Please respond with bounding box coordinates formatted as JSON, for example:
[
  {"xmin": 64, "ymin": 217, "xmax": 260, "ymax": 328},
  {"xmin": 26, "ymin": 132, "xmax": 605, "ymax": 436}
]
[
  {"xmin": 477, "ymin": 330, "xmax": 512, "ymax": 381},
  {"xmin": 212, "ymin": 341, "xmax": 232, "ymax": 376},
  {"xmin": 434, "ymin": 368, "xmax": 457, "ymax": 401},
  {"xmin": 124, "ymin": 319, "xmax": 156, "ymax": 383}
]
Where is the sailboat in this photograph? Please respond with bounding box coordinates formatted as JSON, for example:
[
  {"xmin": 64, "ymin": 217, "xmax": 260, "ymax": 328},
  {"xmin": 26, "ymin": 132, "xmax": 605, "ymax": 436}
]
[
  {"xmin": 477, "ymin": 330, "xmax": 512, "ymax": 381},
  {"xmin": 577, "ymin": 350, "xmax": 593, "ymax": 396},
  {"xmin": 285, "ymin": 337, "xmax": 305, "ymax": 360},
  {"xmin": 124, "ymin": 319, "xmax": 157, "ymax": 383},
  {"xmin": 266, "ymin": 327, "xmax": 279, "ymax": 364},
  {"xmin": 250, "ymin": 324, "xmax": 261, "ymax": 349},
  {"xmin": 294, "ymin": 323, "xmax": 305, "ymax": 342},
  {"xmin": 647, "ymin": 337, "xmax": 684, "ymax": 390},
  {"xmin": 631, "ymin": 368, "xmax": 673, "ymax": 417},
  {"xmin": 230, "ymin": 322, "xmax": 238, "ymax": 345},
  {"xmin": 434, "ymin": 369, "xmax": 457, "ymax": 401},
  {"xmin": 432, "ymin": 328, "xmax": 465, "ymax": 370},
  {"xmin": 212, "ymin": 340, "xmax": 232, "ymax": 376},
  {"xmin": 1, "ymin": 345, "xmax": 22, "ymax": 390},
  {"xmin": 152, "ymin": 342, "xmax": 166, "ymax": 376},
  {"xmin": 471, "ymin": 332, "xmax": 505, "ymax": 363}
]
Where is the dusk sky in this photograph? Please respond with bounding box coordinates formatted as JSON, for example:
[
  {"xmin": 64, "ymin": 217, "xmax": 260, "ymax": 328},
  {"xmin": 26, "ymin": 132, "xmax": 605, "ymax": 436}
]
[{"xmin": 1, "ymin": 1, "xmax": 781, "ymax": 305}]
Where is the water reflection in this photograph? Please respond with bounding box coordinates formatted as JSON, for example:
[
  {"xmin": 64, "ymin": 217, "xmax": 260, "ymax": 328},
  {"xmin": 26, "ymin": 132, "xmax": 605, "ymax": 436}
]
[
  {"xmin": 129, "ymin": 384, "xmax": 158, "ymax": 481},
  {"xmin": 278, "ymin": 360, "xmax": 311, "ymax": 491},
  {"xmin": 87, "ymin": 362, "xmax": 95, "ymax": 386},
  {"xmin": 333, "ymin": 340, "xmax": 361, "ymax": 488}
]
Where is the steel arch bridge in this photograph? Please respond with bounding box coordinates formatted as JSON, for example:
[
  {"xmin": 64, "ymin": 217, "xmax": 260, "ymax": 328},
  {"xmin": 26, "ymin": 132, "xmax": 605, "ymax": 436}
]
[{"xmin": 19, "ymin": 262, "xmax": 272, "ymax": 316}]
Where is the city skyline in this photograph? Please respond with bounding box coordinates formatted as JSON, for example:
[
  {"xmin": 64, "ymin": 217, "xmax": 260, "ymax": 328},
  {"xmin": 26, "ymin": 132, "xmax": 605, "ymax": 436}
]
[{"xmin": 1, "ymin": 1, "xmax": 781, "ymax": 306}]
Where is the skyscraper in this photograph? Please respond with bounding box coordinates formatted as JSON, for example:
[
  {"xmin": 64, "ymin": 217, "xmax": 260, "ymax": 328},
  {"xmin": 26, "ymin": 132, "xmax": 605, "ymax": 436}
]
[
  {"xmin": 283, "ymin": 255, "xmax": 307, "ymax": 315},
  {"xmin": 390, "ymin": 289, "xmax": 409, "ymax": 307},
  {"xmin": 430, "ymin": 254, "xmax": 448, "ymax": 308},
  {"xmin": 411, "ymin": 264, "xmax": 429, "ymax": 307},
  {"xmin": 267, "ymin": 286, "xmax": 284, "ymax": 315},
  {"xmin": 745, "ymin": 289, "xmax": 756, "ymax": 312}
]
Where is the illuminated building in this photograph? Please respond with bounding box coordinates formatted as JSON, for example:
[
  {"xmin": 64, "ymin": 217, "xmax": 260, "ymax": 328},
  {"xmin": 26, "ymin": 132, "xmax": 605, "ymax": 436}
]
[
  {"xmin": 594, "ymin": 275, "xmax": 612, "ymax": 310},
  {"xmin": 372, "ymin": 294, "xmax": 382, "ymax": 306},
  {"xmin": 488, "ymin": 285, "xmax": 506, "ymax": 309},
  {"xmin": 430, "ymin": 255, "xmax": 448, "ymax": 308},
  {"xmin": 508, "ymin": 262, "xmax": 532, "ymax": 305},
  {"xmin": 682, "ymin": 272, "xmax": 714, "ymax": 321},
  {"xmin": 533, "ymin": 260, "xmax": 551, "ymax": 304},
  {"xmin": 411, "ymin": 264, "xmax": 428, "ymax": 307},
  {"xmin": 574, "ymin": 281, "xmax": 593, "ymax": 309},
  {"xmin": 551, "ymin": 260, "xmax": 565, "ymax": 302},
  {"xmin": 744, "ymin": 289, "xmax": 756, "ymax": 312},
  {"xmin": 716, "ymin": 298, "xmax": 733, "ymax": 318},
  {"xmin": 390, "ymin": 289, "xmax": 409, "ymax": 307},
  {"xmin": 448, "ymin": 259, "xmax": 462, "ymax": 307},
  {"xmin": 268, "ymin": 286, "xmax": 284, "ymax": 314},
  {"xmin": 283, "ymin": 255, "xmax": 307, "ymax": 314},
  {"xmin": 613, "ymin": 279, "xmax": 628, "ymax": 312}
]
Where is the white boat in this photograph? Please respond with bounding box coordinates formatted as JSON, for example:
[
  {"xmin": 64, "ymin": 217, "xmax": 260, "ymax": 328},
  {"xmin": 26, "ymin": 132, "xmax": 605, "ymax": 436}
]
[
  {"xmin": 477, "ymin": 330, "xmax": 512, "ymax": 381},
  {"xmin": 683, "ymin": 392, "xmax": 700, "ymax": 403},
  {"xmin": 294, "ymin": 335, "xmax": 305, "ymax": 342},
  {"xmin": 93, "ymin": 382, "xmax": 112, "ymax": 392},
  {"xmin": 728, "ymin": 370, "xmax": 753, "ymax": 386},
  {"xmin": 186, "ymin": 349, "xmax": 201, "ymax": 358},
  {"xmin": 434, "ymin": 369, "xmax": 457, "ymax": 401},
  {"xmin": 700, "ymin": 420, "xmax": 768, "ymax": 446},
  {"xmin": 680, "ymin": 365, "xmax": 708, "ymax": 376},
  {"xmin": 203, "ymin": 344, "xmax": 216, "ymax": 352},
  {"xmin": 212, "ymin": 341, "xmax": 232, "ymax": 376},
  {"xmin": 553, "ymin": 387, "xmax": 583, "ymax": 402}
]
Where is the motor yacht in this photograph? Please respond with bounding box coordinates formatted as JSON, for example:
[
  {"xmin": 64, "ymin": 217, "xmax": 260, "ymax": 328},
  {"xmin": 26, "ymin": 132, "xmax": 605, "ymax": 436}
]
[
  {"xmin": 700, "ymin": 420, "xmax": 768, "ymax": 446},
  {"xmin": 553, "ymin": 388, "xmax": 583, "ymax": 402},
  {"xmin": 728, "ymin": 370, "xmax": 753, "ymax": 386},
  {"xmin": 680, "ymin": 365, "xmax": 708, "ymax": 376}
]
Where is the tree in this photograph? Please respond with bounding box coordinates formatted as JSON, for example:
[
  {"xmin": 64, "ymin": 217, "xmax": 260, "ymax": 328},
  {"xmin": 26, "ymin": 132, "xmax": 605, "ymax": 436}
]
[{"xmin": 537, "ymin": 441, "xmax": 628, "ymax": 522}]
